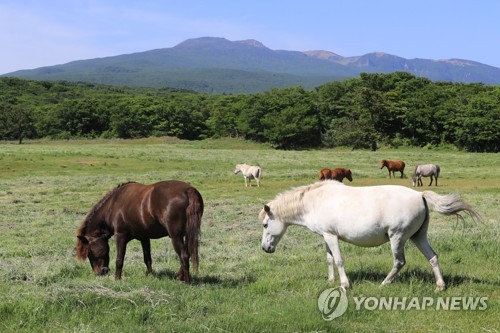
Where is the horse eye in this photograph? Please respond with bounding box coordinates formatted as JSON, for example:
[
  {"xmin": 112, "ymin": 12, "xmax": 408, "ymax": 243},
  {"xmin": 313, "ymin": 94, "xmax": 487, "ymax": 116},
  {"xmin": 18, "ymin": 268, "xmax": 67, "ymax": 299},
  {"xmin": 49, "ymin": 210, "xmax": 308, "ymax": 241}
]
[{"xmin": 263, "ymin": 223, "xmax": 268, "ymax": 228}]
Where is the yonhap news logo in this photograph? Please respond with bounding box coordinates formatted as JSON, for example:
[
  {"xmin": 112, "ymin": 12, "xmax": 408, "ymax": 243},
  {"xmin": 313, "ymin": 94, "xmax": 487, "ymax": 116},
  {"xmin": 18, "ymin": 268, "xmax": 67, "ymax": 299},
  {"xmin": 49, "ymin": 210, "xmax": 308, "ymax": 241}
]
[
  {"xmin": 317, "ymin": 287, "xmax": 348, "ymax": 321},
  {"xmin": 317, "ymin": 288, "xmax": 488, "ymax": 321}
]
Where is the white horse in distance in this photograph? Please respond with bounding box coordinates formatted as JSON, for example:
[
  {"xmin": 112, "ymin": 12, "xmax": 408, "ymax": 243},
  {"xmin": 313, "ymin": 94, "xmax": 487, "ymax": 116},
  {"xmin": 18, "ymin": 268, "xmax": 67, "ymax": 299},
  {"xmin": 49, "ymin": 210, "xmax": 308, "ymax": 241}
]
[
  {"xmin": 412, "ymin": 164, "xmax": 440, "ymax": 187},
  {"xmin": 234, "ymin": 164, "xmax": 262, "ymax": 187},
  {"xmin": 260, "ymin": 181, "xmax": 481, "ymax": 291}
]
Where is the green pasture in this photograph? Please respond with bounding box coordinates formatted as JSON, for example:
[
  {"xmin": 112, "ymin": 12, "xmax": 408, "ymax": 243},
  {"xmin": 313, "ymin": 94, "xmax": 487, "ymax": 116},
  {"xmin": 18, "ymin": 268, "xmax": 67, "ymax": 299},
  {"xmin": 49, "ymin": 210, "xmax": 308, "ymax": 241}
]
[{"xmin": 0, "ymin": 138, "xmax": 498, "ymax": 332}]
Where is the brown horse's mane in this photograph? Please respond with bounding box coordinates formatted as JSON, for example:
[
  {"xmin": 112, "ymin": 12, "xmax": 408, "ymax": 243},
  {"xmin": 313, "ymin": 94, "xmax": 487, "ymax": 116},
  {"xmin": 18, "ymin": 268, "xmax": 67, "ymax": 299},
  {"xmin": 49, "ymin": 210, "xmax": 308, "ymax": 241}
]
[{"xmin": 77, "ymin": 182, "xmax": 137, "ymax": 236}]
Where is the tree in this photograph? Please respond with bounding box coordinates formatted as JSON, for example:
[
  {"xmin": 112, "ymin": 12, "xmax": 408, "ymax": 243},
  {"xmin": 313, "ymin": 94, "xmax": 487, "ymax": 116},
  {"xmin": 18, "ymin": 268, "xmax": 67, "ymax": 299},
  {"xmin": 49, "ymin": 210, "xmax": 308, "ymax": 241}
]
[
  {"xmin": 258, "ymin": 87, "xmax": 320, "ymax": 149},
  {"xmin": 454, "ymin": 89, "xmax": 500, "ymax": 152},
  {"xmin": 0, "ymin": 102, "xmax": 36, "ymax": 144}
]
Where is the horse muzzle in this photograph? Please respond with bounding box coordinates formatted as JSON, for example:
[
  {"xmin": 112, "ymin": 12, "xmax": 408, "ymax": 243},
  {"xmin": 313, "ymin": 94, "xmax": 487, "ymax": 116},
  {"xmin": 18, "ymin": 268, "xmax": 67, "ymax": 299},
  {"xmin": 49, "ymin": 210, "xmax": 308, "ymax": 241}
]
[
  {"xmin": 97, "ymin": 267, "xmax": 110, "ymax": 276},
  {"xmin": 262, "ymin": 244, "xmax": 275, "ymax": 253}
]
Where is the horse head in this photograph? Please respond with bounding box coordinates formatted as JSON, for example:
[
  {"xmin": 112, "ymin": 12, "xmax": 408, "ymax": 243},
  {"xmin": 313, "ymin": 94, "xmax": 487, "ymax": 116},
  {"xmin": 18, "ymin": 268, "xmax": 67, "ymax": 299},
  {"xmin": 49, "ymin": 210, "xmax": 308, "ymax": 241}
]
[
  {"xmin": 76, "ymin": 230, "xmax": 111, "ymax": 276},
  {"xmin": 411, "ymin": 166, "xmax": 419, "ymax": 186},
  {"xmin": 346, "ymin": 169, "xmax": 353, "ymax": 182},
  {"xmin": 234, "ymin": 164, "xmax": 242, "ymax": 175},
  {"xmin": 260, "ymin": 204, "xmax": 287, "ymax": 253},
  {"xmin": 380, "ymin": 160, "xmax": 388, "ymax": 169}
]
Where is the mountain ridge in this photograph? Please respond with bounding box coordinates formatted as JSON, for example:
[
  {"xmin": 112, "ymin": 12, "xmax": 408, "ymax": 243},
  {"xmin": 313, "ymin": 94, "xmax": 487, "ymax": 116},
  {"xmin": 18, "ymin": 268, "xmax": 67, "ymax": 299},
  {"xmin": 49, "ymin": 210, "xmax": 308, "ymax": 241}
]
[{"xmin": 3, "ymin": 37, "xmax": 499, "ymax": 94}]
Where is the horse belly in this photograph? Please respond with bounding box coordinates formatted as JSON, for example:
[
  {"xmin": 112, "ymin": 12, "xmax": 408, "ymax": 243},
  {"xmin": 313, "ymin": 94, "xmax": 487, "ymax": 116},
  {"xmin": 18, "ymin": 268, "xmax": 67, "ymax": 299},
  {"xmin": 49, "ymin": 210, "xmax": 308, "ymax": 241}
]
[
  {"xmin": 337, "ymin": 225, "xmax": 390, "ymax": 247},
  {"xmin": 144, "ymin": 223, "xmax": 169, "ymax": 239}
]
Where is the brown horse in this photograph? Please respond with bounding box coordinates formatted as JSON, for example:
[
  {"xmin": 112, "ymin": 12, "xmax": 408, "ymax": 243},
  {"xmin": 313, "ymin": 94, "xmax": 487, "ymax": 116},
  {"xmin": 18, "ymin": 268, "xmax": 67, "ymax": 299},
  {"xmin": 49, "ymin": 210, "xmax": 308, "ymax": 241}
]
[
  {"xmin": 76, "ymin": 180, "xmax": 203, "ymax": 284},
  {"xmin": 318, "ymin": 168, "xmax": 353, "ymax": 182},
  {"xmin": 380, "ymin": 160, "xmax": 405, "ymax": 179}
]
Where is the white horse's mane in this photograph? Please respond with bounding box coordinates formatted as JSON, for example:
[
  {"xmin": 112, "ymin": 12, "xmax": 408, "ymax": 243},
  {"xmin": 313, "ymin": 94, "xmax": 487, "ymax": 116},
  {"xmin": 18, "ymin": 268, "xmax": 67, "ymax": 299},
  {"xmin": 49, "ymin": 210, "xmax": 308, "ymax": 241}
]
[{"xmin": 260, "ymin": 180, "xmax": 343, "ymax": 222}]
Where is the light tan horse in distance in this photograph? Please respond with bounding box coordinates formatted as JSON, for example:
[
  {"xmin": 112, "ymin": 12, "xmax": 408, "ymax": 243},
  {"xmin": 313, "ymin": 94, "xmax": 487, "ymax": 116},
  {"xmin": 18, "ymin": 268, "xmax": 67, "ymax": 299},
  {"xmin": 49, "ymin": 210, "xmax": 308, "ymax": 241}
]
[{"xmin": 234, "ymin": 164, "xmax": 262, "ymax": 187}]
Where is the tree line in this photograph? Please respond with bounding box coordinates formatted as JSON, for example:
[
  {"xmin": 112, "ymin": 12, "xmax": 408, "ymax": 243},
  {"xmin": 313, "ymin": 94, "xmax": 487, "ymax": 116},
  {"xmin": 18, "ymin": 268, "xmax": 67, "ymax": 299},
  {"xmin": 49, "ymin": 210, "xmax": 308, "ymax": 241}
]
[{"xmin": 1, "ymin": 72, "xmax": 498, "ymax": 152}]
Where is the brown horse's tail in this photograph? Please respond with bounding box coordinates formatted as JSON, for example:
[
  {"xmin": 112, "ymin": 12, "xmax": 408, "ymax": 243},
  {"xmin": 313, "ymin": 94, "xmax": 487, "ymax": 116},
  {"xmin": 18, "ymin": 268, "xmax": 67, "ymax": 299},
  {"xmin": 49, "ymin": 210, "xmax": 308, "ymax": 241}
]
[{"xmin": 186, "ymin": 187, "xmax": 204, "ymax": 273}]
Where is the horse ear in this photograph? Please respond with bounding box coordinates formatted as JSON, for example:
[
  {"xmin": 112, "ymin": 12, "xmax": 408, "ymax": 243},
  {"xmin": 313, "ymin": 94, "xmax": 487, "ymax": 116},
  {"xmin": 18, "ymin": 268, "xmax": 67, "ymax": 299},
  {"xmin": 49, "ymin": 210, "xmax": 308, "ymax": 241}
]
[
  {"xmin": 76, "ymin": 235, "xmax": 89, "ymax": 261},
  {"xmin": 264, "ymin": 205, "xmax": 275, "ymax": 219},
  {"xmin": 77, "ymin": 235, "xmax": 89, "ymax": 244}
]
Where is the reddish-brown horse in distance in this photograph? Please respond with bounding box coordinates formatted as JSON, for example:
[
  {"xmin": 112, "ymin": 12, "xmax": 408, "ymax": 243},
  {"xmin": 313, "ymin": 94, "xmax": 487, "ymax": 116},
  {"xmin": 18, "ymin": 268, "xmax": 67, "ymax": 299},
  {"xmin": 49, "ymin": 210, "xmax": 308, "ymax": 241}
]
[
  {"xmin": 76, "ymin": 180, "xmax": 203, "ymax": 284},
  {"xmin": 319, "ymin": 168, "xmax": 353, "ymax": 182},
  {"xmin": 380, "ymin": 160, "xmax": 405, "ymax": 179}
]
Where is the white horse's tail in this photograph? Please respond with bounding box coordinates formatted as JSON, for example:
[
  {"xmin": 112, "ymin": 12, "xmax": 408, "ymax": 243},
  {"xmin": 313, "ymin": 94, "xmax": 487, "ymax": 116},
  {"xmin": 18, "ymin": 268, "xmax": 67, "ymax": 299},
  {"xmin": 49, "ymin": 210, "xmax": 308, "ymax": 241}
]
[
  {"xmin": 422, "ymin": 191, "xmax": 482, "ymax": 222},
  {"xmin": 255, "ymin": 167, "xmax": 261, "ymax": 179}
]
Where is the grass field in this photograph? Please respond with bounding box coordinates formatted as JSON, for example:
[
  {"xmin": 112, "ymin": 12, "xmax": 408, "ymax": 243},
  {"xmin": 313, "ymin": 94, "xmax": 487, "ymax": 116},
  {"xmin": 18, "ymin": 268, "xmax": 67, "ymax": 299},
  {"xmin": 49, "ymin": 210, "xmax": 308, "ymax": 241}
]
[{"xmin": 0, "ymin": 138, "xmax": 498, "ymax": 332}]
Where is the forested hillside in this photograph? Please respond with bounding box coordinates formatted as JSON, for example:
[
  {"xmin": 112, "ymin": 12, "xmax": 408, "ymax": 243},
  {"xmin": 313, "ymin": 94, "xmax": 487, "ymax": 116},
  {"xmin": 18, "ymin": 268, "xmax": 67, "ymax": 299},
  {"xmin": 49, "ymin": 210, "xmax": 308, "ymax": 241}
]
[
  {"xmin": 5, "ymin": 37, "xmax": 500, "ymax": 94},
  {"xmin": 1, "ymin": 72, "xmax": 498, "ymax": 152}
]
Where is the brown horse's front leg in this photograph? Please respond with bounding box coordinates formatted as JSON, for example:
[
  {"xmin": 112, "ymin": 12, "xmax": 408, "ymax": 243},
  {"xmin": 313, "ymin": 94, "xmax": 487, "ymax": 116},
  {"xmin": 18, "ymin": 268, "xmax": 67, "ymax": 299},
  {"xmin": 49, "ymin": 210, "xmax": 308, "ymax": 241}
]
[
  {"xmin": 114, "ymin": 233, "xmax": 128, "ymax": 280},
  {"xmin": 141, "ymin": 239, "xmax": 153, "ymax": 275}
]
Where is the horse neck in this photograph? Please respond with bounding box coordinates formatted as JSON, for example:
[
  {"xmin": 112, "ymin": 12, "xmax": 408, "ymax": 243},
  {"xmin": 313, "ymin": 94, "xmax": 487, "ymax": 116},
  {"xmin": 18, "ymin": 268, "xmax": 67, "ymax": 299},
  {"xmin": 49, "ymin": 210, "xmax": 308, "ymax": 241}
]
[
  {"xmin": 272, "ymin": 189, "xmax": 311, "ymax": 226},
  {"xmin": 80, "ymin": 204, "xmax": 108, "ymax": 237},
  {"xmin": 80, "ymin": 184, "xmax": 124, "ymax": 236}
]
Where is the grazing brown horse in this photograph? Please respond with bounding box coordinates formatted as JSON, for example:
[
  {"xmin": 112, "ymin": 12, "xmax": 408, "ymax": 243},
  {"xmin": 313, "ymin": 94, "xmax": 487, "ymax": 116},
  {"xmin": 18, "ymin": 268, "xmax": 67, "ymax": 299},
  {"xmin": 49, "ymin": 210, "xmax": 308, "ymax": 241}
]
[
  {"xmin": 76, "ymin": 180, "xmax": 203, "ymax": 284},
  {"xmin": 380, "ymin": 160, "xmax": 405, "ymax": 179},
  {"xmin": 319, "ymin": 168, "xmax": 353, "ymax": 182}
]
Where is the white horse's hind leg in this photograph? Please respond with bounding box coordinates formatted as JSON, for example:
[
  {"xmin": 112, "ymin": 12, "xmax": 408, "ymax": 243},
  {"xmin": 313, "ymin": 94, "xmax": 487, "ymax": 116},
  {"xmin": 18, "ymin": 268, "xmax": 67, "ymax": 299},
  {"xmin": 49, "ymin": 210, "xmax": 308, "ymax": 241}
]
[
  {"xmin": 381, "ymin": 235, "xmax": 406, "ymax": 286},
  {"xmin": 410, "ymin": 233, "xmax": 445, "ymax": 291},
  {"xmin": 324, "ymin": 234, "xmax": 350, "ymax": 289}
]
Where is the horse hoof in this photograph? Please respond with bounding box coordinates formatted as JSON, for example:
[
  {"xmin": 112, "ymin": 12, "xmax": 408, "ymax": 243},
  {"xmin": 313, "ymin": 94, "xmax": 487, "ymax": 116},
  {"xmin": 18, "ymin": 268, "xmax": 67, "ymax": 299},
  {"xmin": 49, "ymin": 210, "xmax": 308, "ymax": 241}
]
[
  {"xmin": 435, "ymin": 284, "xmax": 446, "ymax": 292},
  {"xmin": 341, "ymin": 283, "xmax": 351, "ymax": 290}
]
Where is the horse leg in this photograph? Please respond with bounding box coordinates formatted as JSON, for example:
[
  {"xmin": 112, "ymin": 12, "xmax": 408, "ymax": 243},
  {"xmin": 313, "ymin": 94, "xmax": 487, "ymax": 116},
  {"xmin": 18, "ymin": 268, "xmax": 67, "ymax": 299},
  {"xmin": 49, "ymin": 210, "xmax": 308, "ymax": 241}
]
[
  {"xmin": 410, "ymin": 231, "xmax": 445, "ymax": 291},
  {"xmin": 114, "ymin": 233, "xmax": 128, "ymax": 280},
  {"xmin": 418, "ymin": 176, "xmax": 423, "ymax": 187},
  {"xmin": 171, "ymin": 236, "xmax": 191, "ymax": 284},
  {"xmin": 429, "ymin": 175, "xmax": 434, "ymax": 186},
  {"xmin": 381, "ymin": 235, "xmax": 406, "ymax": 286},
  {"xmin": 244, "ymin": 176, "xmax": 248, "ymax": 187},
  {"xmin": 325, "ymin": 242, "xmax": 335, "ymax": 282},
  {"xmin": 141, "ymin": 239, "xmax": 153, "ymax": 276},
  {"xmin": 400, "ymin": 170, "xmax": 404, "ymax": 179},
  {"xmin": 323, "ymin": 234, "xmax": 350, "ymax": 289}
]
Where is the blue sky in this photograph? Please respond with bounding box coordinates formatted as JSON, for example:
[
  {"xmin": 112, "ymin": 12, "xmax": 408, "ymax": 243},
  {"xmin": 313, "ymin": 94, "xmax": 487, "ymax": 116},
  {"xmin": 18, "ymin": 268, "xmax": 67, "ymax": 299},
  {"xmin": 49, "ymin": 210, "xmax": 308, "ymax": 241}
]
[{"xmin": 1, "ymin": 0, "xmax": 498, "ymax": 74}]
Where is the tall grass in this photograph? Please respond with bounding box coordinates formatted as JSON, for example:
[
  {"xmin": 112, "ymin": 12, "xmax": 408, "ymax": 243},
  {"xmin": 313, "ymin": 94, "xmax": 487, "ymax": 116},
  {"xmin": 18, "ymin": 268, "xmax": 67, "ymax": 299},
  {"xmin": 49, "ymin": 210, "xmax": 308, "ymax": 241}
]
[{"xmin": 0, "ymin": 138, "xmax": 498, "ymax": 332}]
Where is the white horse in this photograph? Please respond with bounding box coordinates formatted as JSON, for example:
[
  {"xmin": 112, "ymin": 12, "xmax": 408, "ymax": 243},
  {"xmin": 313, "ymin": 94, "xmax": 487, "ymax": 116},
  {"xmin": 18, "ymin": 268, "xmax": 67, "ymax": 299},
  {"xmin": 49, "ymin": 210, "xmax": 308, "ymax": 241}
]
[
  {"xmin": 234, "ymin": 163, "xmax": 262, "ymax": 187},
  {"xmin": 412, "ymin": 164, "xmax": 441, "ymax": 187},
  {"xmin": 259, "ymin": 181, "xmax": 480, "ymax": 291}
]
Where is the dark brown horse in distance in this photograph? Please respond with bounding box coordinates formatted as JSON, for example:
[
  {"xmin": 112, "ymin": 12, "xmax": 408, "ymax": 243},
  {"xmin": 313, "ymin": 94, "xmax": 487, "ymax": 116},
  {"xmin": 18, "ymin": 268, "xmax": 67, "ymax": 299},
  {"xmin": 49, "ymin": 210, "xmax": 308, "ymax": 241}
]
[
  {"xmin": 319, "ymin": 168, "xmax": 353, "ymax": 182},
  {"xmin": 76, "ymin": 180, "xmax": 203, "ymax": 284},
  {"xmin": 380, "ymin": 160, "xmax": 405, "ymax": 179}
]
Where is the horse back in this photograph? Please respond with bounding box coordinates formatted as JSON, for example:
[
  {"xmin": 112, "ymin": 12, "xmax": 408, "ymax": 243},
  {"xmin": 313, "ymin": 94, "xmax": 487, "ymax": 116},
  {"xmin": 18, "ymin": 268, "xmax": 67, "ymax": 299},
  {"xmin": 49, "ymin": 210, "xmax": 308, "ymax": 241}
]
[
  {"xmin": 316, "ymin": 184, "xmax": 426, "ymax": 234},
  {"xmin": 319, "ymin": 168, "xmax": 332, "ymax": 180},
  {"xmin": 394, "ymin": 160, "xmax": 405, "ymax": 170},
  {"xmin": 111, "ymin": 181, "xmax": 198, "ymax": 239}
]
